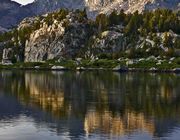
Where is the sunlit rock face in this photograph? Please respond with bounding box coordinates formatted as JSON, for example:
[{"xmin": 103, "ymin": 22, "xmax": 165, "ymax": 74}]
[
  {"xmin": 22, "ymin": 10, "xmax": 128, "ymax": 62},
  {"xmin": 24, "ymin": 12, "xmax": 94, "ymax": 62},
  {"xmin": 27, "ymin": 0, "xmax": 154, "ymax": 15},
  {"xmin": 28, "ymin": 0, "xmax": 180, "ymax": 15}
]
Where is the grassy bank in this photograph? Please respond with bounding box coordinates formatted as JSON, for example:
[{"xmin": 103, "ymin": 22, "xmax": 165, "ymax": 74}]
[{"xmin": 0, "ymin": 58, "xmax": 180, "ymax": 72}]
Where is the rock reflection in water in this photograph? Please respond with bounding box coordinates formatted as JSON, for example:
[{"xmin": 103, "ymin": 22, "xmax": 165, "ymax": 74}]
[{"xmin": 0, "ymin": 71, "xmax": 180, "ymax": 139}]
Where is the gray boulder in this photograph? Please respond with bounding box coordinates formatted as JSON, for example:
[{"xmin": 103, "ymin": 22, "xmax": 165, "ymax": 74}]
[{"xmin": 1, "ymin": 48, "xmax": 13, "ymax": 65}]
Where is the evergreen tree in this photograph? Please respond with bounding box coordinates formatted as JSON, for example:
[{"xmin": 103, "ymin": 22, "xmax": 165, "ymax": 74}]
[
  {"xmin": 163, "ymin": 33, "xmax": 173, "ymax": 48},
  {"xmin": 109, "ymin": 11, "xmax": 119, "ymax": 26},
  {"xmin": 95, "ymin": 14, "xmax": 109, "ymax": 32}
]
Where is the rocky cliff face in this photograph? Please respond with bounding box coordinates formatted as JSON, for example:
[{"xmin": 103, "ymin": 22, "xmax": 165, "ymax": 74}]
[
  {"xmin": 21, "ymin": 11, "xmax": 179, "ymax": 62},
  {"xmin": 21, "ymin": 10, "xmax": 130, "ymax": 62},
  {"xmin": 26, "ymin": 0, "xmax": 85, "ymax": 14},
  {"xmin": 24, "ymin": 12, "xmax": 94, "ymax": 62},
  {"xmin": 0, "ymin": 4, "xmax": 179, "ymax": 63},
  {"xmin": 90, "ymin": 26, "xmax": 126, "ymax": 56},
  {"xmin": 26, "ymin": 0, "xmax": 180, "ymax": 17},
  {"xmin": 145, "ymin": 0, "xmax": 180, "ymax": 11},
  {"xmin": 25, "ymin": 0, "xmax": 180, "ymax": 16}
]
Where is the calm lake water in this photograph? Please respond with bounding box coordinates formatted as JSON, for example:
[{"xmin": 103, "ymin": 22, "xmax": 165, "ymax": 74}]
[{"xmin": 0, "ymin": 70, "xmax": 180, "ymax": 140}]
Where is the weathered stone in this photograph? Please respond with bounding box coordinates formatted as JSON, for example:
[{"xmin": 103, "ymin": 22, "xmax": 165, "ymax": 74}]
[
  {"xmin": 35, "ymin": 66, "xmax": 40, "ymax": 69},
  {"xmin": 91, "ymin": 30, "xmax": 126, "ymax": 56},
  {"xmin": 173, "ymin": 68, "xmax": 180, "ymax": 73},
  {"xmin": 146, "ymin": 56, "xmax": 156, "ymax": 61},
  {"xmin": 149, "ymin": 67, "xmax": 157, "ymax": 71},
  {"xmin": 51, "ymin": 66, "xmax": 66, "ymax": 70},
  {"xmin": 170, "ymin": 57, "xmax": 175, "ymax": 61},
  {"xmin": 24, "ymin": 13, "xmax": 93, "ymax": 62},
  {"xmin": 126, "ymin": 60, "xmax": 138, "ymax": 65},
  {"xmin": 113, "ymin": 65, "xmax": 128, "ymax": 71},
  {"xmin": 1, "ymin": 48, "xmax": 13, "ymax": 65},
  {"xmin": 76, "ymin": 67, "xmax": 86, "ymax": 71}
]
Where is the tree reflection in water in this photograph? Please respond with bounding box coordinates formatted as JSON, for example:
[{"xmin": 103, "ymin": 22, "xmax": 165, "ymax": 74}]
[{"xmin": 0, "ymin": 70, "xmax": 180, "ymax": 139}]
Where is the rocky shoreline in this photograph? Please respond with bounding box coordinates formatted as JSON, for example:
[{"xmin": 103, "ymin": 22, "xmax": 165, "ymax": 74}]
[
  {"xmin": 0, "ymin": 56, "xmax": 180, "ymax": 73},
  {"xmin": 0, "ymin": 65, "xmax": 179, "ymax": 73}
]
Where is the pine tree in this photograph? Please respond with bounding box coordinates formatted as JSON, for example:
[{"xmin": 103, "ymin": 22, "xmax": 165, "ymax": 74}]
[{"xmin": 95, "ymin": 14, "xmax": 109, "ymax": 32}]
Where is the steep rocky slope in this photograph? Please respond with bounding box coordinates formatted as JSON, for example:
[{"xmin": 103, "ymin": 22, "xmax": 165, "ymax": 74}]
[
  {"xmin": 26, "ymin": 0, "xmax": 180, "ymax": 14},
  {"xmin": 30, "ymin": 0, "xmax": 180, "ymax": 13},
  {"xmin": 0, "ymin": 9, "xmax": 179, "ymax": 63},
  {"xmin": 24, "ymin": 12, "xmax": 94, "ymax": 62},
  {"xmin": 145, "ymin": 0, "xmax": 180, "ymax": 11},
  {"xmin": 26, "ymin": 0, "xmax": 180, "ymax": 16}
]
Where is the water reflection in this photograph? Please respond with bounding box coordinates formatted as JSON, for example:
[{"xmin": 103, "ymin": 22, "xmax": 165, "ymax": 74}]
[{"xmin": 0, "ymin": 71, "xmax": 180, "ymax": 139}]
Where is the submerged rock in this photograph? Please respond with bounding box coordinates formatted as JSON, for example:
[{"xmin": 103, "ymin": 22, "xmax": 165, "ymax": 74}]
[
  {"xmin": 113, "ymin": 65, "xmax": 128, "ymax": 72},
  {"xmin": 173, "ymin": 68, "xmax": 180, "ymax": 73}
]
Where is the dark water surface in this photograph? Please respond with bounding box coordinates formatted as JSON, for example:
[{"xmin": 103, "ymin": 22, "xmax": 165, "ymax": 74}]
[{"xmin": 0, "ymin": 70, "xmax": 180, "ymax": 140}]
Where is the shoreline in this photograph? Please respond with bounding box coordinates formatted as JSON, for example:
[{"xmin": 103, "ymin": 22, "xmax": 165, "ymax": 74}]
[
  {"xmin": 0, "ymin": 58, "xmax": 180, "ymax": 73},
  {"xmin": 0, "ymin": 67, "xmax": 179, "ymax": 73}
]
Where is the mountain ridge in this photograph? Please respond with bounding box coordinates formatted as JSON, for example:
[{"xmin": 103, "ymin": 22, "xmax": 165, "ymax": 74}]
[{"xmin": 0, "ymin": 0, "xmax": 180, "ymax": 29}]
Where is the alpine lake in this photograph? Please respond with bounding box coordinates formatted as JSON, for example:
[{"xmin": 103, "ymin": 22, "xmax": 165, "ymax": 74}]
[{"xmin": 0, "ymin": 70, "xmax": 179, "ymax": 140}]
